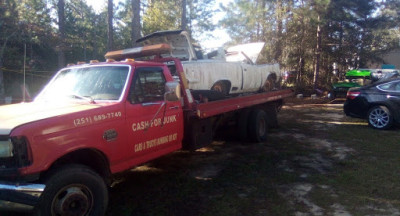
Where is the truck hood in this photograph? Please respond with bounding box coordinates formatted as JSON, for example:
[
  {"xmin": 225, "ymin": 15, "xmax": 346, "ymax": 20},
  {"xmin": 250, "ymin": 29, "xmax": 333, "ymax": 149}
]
[
  {"xmin": 0, "ymin": 102, "xmax": 100, "ymax": 134},
  {"xmin": 226, "ymin": 42, "xmax": 265, "ymax": 64}
]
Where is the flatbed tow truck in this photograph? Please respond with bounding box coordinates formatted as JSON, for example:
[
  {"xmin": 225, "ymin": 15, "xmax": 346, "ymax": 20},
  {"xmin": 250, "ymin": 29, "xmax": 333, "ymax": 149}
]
[{"xmin": 0, "ymin": 44, "xmax": 293, "ymax": 215}]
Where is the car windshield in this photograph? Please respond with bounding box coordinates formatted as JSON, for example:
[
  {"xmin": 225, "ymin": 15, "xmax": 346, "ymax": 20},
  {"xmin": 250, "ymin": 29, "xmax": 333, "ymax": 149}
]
[{"xmin": 36, "ymin": 65, "xmax": 130, "ymax": 102}]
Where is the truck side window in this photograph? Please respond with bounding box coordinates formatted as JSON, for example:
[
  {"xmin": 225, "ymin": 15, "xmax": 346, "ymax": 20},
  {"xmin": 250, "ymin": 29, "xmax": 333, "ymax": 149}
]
[{"xmin": 129, "ymin": 67, "xmax": 166, "ymax": 104}]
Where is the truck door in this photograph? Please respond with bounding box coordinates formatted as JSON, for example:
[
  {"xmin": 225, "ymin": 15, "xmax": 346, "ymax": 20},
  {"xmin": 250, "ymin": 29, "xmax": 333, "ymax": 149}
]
[
  {"xmin": 241, "ymin": 64, "xmax": 262, "ymax": 92},
  {"xmin": 125, "ymin": 66, "xmax": 183, "ymax": 163}
]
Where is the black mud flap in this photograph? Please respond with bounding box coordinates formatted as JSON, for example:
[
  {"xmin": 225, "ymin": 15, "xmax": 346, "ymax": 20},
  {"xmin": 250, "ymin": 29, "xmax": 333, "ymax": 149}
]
[
  {"xmin": 264, "ymin": 104, "xmax": 279, "ymax": 129},
  {"xmin": 183, "ymin": 118, "xmax": 213, "ymax": 151}
]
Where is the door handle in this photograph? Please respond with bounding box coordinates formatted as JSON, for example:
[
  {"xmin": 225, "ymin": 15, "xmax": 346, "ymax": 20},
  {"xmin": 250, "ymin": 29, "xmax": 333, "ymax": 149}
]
[
  {"xmin": 387, "ymin": 95, "xmax": 400, "ymax": 99},
  {"xmin": 142, "ymin": 102, "xmax": 161, "ymax": 106},
  {"xmin": 169, "ymin": 106, "xmax": 179, "ymax": 110}
]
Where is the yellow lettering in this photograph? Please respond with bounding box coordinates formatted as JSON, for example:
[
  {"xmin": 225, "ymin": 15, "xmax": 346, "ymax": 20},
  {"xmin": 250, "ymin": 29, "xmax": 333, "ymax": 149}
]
[{"xmin": 132, "ymin": 123, "xmax": 137, "ymax": 131}]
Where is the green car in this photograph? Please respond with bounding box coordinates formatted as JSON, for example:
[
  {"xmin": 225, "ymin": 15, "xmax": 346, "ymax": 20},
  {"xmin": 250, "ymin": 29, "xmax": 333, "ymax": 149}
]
[{"xmin": 329, "ymin": 69, "xmax": 371, "ymax": 99}]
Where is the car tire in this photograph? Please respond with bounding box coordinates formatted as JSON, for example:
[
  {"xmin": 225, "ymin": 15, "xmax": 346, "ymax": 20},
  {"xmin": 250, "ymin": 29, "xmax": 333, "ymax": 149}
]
[
  {"xmin": 211, "ymin": 81, "xmax": 229, "ymax": 95},
  {"xmin": 35, "ymin": 165, "xmax": 108, "ymax": 216},
  {"xmin": 368, "ymin": 105, "xmax": 393, "ymax": 130},
  {"xmin": 262, "ymin": 74, "xmax": 277, "ymax": 92},
  {"xmin": 328, "ymin": 91, "xmax": 336, "ymax": 100},
  {"xmin": 248, "ymin": 109, "xmax": 268, "ymax": 143}
]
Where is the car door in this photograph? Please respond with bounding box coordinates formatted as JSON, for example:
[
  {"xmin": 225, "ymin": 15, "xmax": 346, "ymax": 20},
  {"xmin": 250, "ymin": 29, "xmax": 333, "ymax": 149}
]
[
  {"xmin": 125, "ymin": 66, "xmax": 183, "ymax": 164},
  {"xmin": 241, "ymin": 64, "xmax": 262, "ymax": 92},
  {"xmin": 384, "ymin": 80, "xmax": 400, "ymax": 110}
]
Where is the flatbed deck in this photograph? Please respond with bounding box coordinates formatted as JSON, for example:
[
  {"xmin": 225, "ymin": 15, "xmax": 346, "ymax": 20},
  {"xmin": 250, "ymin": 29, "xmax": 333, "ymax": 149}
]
[{"xmin": 194, "ymin": 89, "xmax": 294, "ymax": 118}]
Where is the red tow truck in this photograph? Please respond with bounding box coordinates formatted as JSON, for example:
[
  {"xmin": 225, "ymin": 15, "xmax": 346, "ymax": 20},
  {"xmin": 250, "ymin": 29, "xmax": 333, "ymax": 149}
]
[{"xmin": 0, "ymin": 45, "xmax": 293, "ymax": 215}]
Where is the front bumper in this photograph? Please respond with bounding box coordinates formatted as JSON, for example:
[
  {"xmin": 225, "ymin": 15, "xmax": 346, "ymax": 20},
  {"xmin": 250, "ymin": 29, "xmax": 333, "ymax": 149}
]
[{"xmin": 0, "ymin": 182, "xmax": 45, "ymax": 212}]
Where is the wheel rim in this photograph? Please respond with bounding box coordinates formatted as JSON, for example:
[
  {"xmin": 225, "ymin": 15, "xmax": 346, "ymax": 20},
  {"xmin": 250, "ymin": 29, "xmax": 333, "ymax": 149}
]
[
  {"xmin": 263, "ymin": 80, "xmax": 272, "ymax": 91},
  {"xmin": 212, "ymin": 84, "xmax": 224, "ymax": 93},
  {"xmin": 51, "ymin": 184, "xmax": 94, "ymax": 216},
  {"xmin": 258, "ymin": 118, "xmax": 266, "ymax": 137},
  {"xmin": 369, "ymin": 108, "xmax": 389, "ymax": 128}
]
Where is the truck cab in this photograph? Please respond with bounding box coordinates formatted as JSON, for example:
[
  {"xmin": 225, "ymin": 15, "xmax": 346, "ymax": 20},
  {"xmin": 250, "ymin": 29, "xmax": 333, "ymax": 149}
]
[{"xmin": 0, "ymin": 60, "xmax": 183, "ymax": 214}]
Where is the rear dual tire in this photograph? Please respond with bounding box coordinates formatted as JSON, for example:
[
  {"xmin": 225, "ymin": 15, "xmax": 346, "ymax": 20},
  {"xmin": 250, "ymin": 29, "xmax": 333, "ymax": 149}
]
[
  {"xmin": 248, "ymin": 109, "xmax": 268, "ymax": 142},
  {"xmin": 238, "ymin": 109, "xmax": 268, "ymax": 143}
]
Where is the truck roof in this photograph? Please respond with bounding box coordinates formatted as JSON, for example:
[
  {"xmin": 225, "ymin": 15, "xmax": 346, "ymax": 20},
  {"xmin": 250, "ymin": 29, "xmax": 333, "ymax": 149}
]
[{"xmin": 66, "ymin": 59, "xmax": 166, "ymax": 68}]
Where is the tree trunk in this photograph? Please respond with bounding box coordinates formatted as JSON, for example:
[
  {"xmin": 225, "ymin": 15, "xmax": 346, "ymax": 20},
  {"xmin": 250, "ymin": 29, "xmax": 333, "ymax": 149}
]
[
  {"xmin": 0, "ymin": 58, "xmax": 4, "ymax": 104},
  {"xmin": 261, "ymin": 0, "xmax": 267, "ymax": 40},
  {"xmin": 338, "ymin": 21, "xmax": 344, "ymax": 80},
  {"xmin": 107, "ymin": 0, "xmax": 114, "ymax": 51},
  {"xmin": 57, "ymin": 0, "xmax": 66, "ymax": 68},
  {"xmin": 275, "ymin": 0, "xmax": 283, "ymax": 62},
  {"xmin": 181, "ymin": 0, "xmax": 187, "ymax": 31},
  {"xmin": 313, "ymin": 15, "xmax": 321, "ymax": 91},
  {"xmin": 131, "ymin": 0, "xmax": 141, "ymax": 47}
]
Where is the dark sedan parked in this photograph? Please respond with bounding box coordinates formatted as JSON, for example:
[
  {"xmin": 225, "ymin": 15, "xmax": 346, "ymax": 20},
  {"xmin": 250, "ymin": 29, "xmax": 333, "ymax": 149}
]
[{"xmin": 344, "ymin": 78, "xmax": 400, "ymax": 129}]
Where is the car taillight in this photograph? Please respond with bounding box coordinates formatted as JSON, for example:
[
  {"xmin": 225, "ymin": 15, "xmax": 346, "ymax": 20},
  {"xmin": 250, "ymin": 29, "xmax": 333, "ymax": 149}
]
[{"xmin": 346, "ymin": 91, "xmax": 360, "ymax": 100}]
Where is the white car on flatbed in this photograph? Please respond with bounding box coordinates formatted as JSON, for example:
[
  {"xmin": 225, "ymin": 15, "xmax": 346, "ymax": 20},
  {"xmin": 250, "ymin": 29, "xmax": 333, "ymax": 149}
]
[{"xmin": 106, "ymin": 30, "xmax": 281, "ymax": 97}]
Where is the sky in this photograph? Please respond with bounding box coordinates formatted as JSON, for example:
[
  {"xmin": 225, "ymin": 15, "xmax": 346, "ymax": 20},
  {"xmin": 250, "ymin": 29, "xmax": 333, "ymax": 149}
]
[{"xmin": 85, "ymin": 0, "xmax": 232, "ymax": 49}]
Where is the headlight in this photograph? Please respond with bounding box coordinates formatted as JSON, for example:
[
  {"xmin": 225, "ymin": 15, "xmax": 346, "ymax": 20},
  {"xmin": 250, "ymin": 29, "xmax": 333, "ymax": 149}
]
[{"xmin": 0, "ymin": 139, "xmax": 13, "ymax": 158}]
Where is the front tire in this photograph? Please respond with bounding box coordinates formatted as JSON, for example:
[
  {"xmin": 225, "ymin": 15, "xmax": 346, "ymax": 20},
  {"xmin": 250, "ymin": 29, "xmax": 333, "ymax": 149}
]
[
  {"xmin": 35, "ymin": 165, "xmax": 108, "ymax": 216},
  {"xmin": 368, "ymin": 105, "xmax": 393, "ymax": 130}
]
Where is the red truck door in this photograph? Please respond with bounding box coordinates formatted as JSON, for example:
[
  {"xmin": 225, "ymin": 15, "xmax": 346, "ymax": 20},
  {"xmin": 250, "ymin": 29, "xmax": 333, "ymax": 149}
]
[{"xmin": 125, "ymin": 66, "xmax": 183, "ymax": 164}]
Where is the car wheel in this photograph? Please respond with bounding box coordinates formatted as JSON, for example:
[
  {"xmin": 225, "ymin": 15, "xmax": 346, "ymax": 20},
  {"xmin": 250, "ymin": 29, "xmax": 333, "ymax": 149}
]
[
  {"xmin": 248, "ymin": 109, "xmax": 268, "ymax": 142},
  {"xmin": 35, "ymin": 165, "xmax": 108, "ymax": 216},
  {"xmin": 368, "ymin": 106, "xmax": 393, "ymax": 130},
  {"xmin": 262, "ymin": 74, "xmax": 277, "ymax": 92},
  {"xmin": 328, "ymin": 91, "xmax": 336, "ymax": 100},
  {"xmin": 211, "ymin": 81, "xmax": 229, "ymax": 95}
]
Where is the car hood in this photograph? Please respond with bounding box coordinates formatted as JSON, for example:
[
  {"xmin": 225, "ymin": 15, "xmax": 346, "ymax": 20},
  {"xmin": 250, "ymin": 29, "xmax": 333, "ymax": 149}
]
[
  {"xmin": 345, "ymin": 69, "xmax": 371, "ymax": 77},
  {"xmin": 0, "ymin": 102, "xmax": 101, "ymax": 134},
  {"xmin": 136, "ymin": 30, "xmax": 196, "ymax": 60},
  {"xmin": 226, "ymin": 42, "xmax": 265, "ymax": 64}
]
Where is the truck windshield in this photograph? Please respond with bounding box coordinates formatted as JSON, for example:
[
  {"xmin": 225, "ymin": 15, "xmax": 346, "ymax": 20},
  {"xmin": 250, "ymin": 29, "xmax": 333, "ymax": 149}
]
[{"xmin": 36, "ymin": 66, "xmax": 130, "ymax": 102}]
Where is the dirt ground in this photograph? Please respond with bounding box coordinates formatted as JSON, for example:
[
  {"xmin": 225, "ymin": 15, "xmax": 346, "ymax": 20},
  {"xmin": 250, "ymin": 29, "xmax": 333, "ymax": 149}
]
[
  {"xmin": 4, "ymin": 97, "xmax": 400, "ymax": 216},
  {"xmin": 104, "ymin": 97, "xmax": 400, "ymax": 216}
]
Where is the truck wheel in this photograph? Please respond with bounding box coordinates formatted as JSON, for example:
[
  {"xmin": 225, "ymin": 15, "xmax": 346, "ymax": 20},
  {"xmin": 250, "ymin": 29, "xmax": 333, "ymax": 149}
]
[
  {"xmin": 248, "ymin": 109, "xmax": 268, "ymax": 143},
  {"xmin": 368, "ymin": 105, "xmax": 393, "ymax": 130},
  {"xmin": 35, "ymin": 165, "xmax": 108, "ymax": 216},
  {"xmin": 211, "ymin": 81, "xmax": 229, "ymax": 95}
]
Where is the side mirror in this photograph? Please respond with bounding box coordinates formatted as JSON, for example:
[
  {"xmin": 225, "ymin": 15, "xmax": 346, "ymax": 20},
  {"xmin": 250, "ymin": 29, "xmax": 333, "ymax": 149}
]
[{"xmin": 164, "ymin": 81, "xmax": 181, "ymax": 102}]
